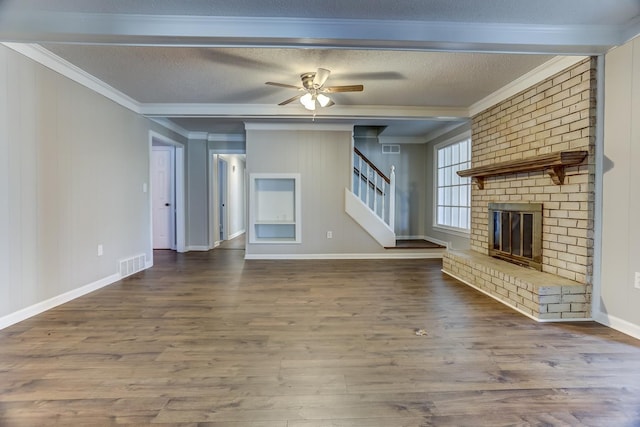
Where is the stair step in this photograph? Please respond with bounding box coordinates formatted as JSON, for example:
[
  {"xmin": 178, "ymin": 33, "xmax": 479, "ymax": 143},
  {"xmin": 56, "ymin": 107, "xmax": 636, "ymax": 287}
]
[{"xmin": 385, "ymin": 239, "xmax": 446, "ymax": 249}]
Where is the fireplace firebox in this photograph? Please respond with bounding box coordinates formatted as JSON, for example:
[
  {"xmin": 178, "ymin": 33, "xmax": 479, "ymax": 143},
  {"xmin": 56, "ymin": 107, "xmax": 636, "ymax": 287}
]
[{"xmin": 488, "ymin": 203, "xmax": 542, "ymax": 271}]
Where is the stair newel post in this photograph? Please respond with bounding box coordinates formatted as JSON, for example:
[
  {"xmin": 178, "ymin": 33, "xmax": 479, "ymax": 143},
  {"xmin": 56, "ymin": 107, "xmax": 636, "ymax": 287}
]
[{"xmin": 389, "ymin": 165, "xmax": 396, "ymax": 230}]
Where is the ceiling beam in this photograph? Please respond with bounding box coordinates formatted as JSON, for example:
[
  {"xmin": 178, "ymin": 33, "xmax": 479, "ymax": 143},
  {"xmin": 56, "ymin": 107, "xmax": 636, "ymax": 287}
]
[
  {"xmin": 140, "ymin": 103, "xmax": 469, "ymax": 120},
  {"xmin": 0, "ymin": 12, "xmax": 625, "ymax": 54}
]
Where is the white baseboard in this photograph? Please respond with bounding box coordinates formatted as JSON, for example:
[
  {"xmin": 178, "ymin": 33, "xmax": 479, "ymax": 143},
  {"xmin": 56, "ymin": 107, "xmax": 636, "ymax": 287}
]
[
  {"xmin": 228, "ymin": 230, "xmax": 245, "ymax": 240},
  {"xmin": 245, "ymin": 252, "xmax": 443, "ymax": 260},
  {"xmin": 0, "ymin": 272, "xmax": 120, "ymax": 330},
  {"xmin": 186, "ymin": 245, "xmax": 210, "ymax": 252},
  {"xmin": 594, "ymin": 311, "xmax": 640, "ymax": 340},
  {"xmin": 441, "ymin": 268, "xmax": 594, "ymax": 323},
  {"xmin": 424, "ymin": 235, "xmax": 450, "ymax": 248}
]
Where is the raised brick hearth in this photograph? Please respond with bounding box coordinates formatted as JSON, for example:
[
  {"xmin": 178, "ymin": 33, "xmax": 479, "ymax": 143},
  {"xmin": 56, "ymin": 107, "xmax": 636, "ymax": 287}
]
[
  {"xmin": 442, "ymin": 58, "xmax": 596, "ymax": 321},
  {"xmin": 443, "ymin": 250, "xmax": 589, "ymax": 320}
]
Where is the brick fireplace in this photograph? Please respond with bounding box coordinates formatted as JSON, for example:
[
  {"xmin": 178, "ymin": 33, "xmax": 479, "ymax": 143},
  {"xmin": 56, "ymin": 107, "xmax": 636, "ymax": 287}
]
[{"xmin": 442, "ymin": 58, "xmax": 596, "ymax": 321}]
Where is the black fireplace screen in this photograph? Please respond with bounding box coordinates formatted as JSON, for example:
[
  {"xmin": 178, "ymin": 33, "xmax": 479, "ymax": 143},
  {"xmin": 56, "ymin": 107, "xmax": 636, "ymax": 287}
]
[{"xmin": 488, "ymin": 203, "xmax": 542, "ymax": 270}]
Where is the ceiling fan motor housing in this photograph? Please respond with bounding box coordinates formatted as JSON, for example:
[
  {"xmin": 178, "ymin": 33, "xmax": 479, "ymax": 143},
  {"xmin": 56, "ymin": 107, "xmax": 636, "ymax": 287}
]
[{"xmin": 301, "ymin": 72, "xmax": 317, "ymax": 89}]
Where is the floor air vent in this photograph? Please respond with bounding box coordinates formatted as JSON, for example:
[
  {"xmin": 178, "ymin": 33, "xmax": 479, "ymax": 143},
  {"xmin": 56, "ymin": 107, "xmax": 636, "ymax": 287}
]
[{"xmin": 119, "ymin": 254, "xmax": 146, "ymax": 278}]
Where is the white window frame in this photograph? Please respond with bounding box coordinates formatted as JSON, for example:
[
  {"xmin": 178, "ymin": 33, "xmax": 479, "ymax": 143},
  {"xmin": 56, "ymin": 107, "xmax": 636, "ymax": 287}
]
[{"xmin": 433, "ymin": 132, "xmax": 472, "ymax": 236}]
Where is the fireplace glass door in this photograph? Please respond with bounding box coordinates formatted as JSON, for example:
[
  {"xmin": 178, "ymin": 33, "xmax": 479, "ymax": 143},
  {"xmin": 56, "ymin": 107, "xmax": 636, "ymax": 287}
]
[{"xmin": 489, "ymin": 203, "xmax": 542, "ymax": 270}]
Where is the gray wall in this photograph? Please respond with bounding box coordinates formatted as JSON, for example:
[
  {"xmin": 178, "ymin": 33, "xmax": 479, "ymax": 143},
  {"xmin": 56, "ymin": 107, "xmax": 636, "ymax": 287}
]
[
  {"xmin": 245, "ymin": 126, "xmax": 384, "ymax": 256},
  {"xmin": 600, "ymin": 37, "xmax": 640, "ymax": 335},
  {"xmin": 0, "ymin": 45, "xmax": 153, "ymax": 319},
  {"xmin": 186, "ymin": 136, "xmax": 209, "ymax": 248}
]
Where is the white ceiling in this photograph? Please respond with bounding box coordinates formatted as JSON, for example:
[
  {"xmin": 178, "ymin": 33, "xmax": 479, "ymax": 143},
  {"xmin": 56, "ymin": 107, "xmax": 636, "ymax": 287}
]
[{"xmin": 2, "ymin": 0, "xmax": 639, "ymax": 139}]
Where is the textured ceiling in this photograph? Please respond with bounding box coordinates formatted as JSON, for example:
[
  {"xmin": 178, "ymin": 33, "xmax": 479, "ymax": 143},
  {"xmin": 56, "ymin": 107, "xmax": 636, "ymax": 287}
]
[
  {"xmin": 41, "ymin": 45, "xmax": 553, "ymax": 106},
  {"xmin": 3, "ymin": 0, "xmax": 640, "ymax": 138}
]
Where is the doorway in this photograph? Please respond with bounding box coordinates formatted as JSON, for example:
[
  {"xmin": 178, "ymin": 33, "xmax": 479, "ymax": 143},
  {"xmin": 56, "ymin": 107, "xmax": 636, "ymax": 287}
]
[
  {"xmin": 150, "ymin": 132, "xmax": 185, "ymax": 256},
  {"xmin": 218, "ymin": 157, "xmax": 229, "ymax": 242}
]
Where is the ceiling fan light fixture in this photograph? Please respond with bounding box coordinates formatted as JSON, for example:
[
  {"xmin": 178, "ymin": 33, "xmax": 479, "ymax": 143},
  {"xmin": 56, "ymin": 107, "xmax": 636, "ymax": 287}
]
[
  {"xmin": 317, "ymin": 93, "xmax": 331, "ymax": 107},
  {"xmin": 268, "ymin": 68, "xmax": 360, "ymax": 110},
  {"xmin": 300, "ymin": 93, "xmax": 316, "ymax": 110}
]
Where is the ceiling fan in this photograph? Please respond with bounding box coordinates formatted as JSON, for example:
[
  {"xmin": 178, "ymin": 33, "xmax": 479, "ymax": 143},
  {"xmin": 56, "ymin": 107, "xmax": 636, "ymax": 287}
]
[{"xmin": 266, "ymin": 68, "xmax": 364, "ymax": 111}]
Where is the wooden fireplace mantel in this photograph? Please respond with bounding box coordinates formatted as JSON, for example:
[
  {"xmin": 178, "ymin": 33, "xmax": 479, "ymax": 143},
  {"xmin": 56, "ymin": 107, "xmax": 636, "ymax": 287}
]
[{"xmin": 457, "ymin": 150, "xmax": 588, "ymax": 190}]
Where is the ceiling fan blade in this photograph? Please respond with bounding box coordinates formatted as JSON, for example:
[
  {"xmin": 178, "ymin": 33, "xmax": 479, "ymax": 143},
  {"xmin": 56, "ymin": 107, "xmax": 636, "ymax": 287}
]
[
  {"xmin": 325, "ymin": 99, "xmax": 335, "ymax": 107},
  {"xmin": 266, "ymin": 81, "xmax": 302, "ymax": 90},
  {"xmin": 278, "ymin": 94, "xmax": 303, "ymax": 106},
  {"xmin": 324, "ymin": 84, "xmax": 364, "ymax": 93},
  {"xmin": 313, "ymin": 68, "xmax": 331, "ymax": 87}
]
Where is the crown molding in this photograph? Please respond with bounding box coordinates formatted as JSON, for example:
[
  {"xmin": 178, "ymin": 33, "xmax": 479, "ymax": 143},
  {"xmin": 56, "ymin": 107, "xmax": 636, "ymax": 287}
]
[
  {"xmin": 468, "ymin": 55, "xmax": 588, "ymax": 117},
  {"xmin": 423, "ymin": 121, "xmax": 471, "ymax": 144},
  {"xmin": 149, "ymin": 117, "xmax": 189, "ymax": 138},
  {"xmin": 244, "ymin": 122, "xmax": 353, "ymax": 132},
  {"xmin": 622, "ymin": 16, "xmax": 640, "ymax": 45},
  {"xmin": 378, "ymin": 136, "xmax": 426, "ymax": 145},
  {"xmin": 188, "ymin": 132, "xmax": 208, "ymax": 140},
  {"xmin": 2, "ymin": 43, "xmax": 141, "ymax": 114},
  {"xmin": 208, "ymin": 133, "xmax": 245, "ymax": 142}
]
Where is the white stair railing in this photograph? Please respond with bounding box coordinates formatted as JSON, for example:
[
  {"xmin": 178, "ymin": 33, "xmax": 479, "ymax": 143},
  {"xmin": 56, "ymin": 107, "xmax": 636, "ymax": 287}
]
[{"xmin": 352, "ymin": 147, "xmax": 395, "ymax": 230}]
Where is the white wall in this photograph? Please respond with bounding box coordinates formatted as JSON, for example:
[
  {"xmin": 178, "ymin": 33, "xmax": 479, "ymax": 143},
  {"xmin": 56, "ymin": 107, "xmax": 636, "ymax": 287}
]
[
  {"xmin": 0, "ymin": 45, "xmax": 153, "ymax": 324},
  {"xmin": 599, "ymin": 37, "xmax": 640, "ymax": 338},
  {"xmin": 245, "ymin": 125, "xmax": 385, "ymax": 257}
]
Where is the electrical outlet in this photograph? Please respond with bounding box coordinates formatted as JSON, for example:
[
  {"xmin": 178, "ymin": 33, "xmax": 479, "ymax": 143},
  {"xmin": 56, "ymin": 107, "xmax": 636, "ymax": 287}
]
[
  {"xmin": 326, "ymin": 231, "xmax": 333, "ymax": 239},
  {"xmin": 97, "ymin": 244, "xmax": 103, "ymax": 256},
  {"xmin": 635, "ymin": 272, "xmax": 640, "ymax": 290}
]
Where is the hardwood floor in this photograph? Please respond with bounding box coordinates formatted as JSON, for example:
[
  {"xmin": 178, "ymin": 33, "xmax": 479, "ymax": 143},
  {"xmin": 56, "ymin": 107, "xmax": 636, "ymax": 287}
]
[{"xmin": 1, "ymin": 249, "xmax": 639, "ymax": 426}]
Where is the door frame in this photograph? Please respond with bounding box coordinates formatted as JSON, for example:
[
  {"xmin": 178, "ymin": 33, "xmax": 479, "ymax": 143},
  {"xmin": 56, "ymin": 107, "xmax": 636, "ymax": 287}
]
[
  {"xmin": 149, "ymin": 131, "xmax": 185, "ymax": 261},
  {"xmin": 208, "ymin": 152, "xmax": 225, "ymax": 248}
]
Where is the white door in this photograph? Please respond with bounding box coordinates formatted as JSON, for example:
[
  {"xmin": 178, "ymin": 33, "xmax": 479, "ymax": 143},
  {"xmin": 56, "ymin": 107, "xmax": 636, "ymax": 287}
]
[{"xmin": 152, "ymin": 147, "xmax": 173, "ymax": 249}]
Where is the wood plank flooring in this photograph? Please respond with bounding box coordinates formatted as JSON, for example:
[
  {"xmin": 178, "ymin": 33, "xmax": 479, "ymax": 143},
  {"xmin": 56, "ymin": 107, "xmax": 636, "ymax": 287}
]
[{"xmin": 1, "ymin": 247, "xmax": 640, "ymax": 426}]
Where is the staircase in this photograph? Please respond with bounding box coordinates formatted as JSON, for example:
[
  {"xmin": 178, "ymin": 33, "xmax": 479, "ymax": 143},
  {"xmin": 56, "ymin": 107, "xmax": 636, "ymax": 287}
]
[
  {"xmin": 345, "ymin": 147, "xmax": 396, "ymax": 247},
  {"xmin": 346, "ymin": 146, "xmax": 446, "ymax": 257}
]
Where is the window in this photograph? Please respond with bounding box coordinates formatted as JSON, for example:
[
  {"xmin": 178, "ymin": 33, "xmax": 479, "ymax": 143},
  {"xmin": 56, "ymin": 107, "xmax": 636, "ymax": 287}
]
[{"xmin": 434, "ymin": 136, "xmax": 471, "ymax": 233}]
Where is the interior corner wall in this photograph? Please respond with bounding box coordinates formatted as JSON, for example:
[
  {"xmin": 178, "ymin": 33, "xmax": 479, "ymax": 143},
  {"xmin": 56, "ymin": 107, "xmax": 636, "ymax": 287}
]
[
  {"xmin": 353, "ymin": 136, "xmax": 427, "ymax": 238},
  {"xmin": 0, "ymin": 45, "xmax": 152, "ymax": 322},
  {"xmin": 599, "ymin": 37, "xmax": 640, "ymax": 337},
  {"xmin": 245, "ymin": 128, "xmax": 385, "ymax": 256}
]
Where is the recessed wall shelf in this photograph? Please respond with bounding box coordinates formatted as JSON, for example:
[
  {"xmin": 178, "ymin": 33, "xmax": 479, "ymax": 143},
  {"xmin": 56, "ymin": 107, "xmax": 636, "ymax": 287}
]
[
  {"xmin": 457, "ymin": 150, "xmax": 588, "ymax": 189},
  {"xmin": 249, "ymin": 173, "xmax": 301, "ymax": 244}
]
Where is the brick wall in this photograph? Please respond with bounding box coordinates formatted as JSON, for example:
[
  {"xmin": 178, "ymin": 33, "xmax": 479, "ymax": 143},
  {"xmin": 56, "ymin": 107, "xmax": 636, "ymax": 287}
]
[{"xmin": 470, "ymin": 58, "xmax": 596, "ymax": 284}]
